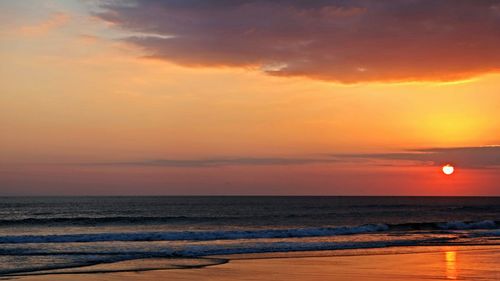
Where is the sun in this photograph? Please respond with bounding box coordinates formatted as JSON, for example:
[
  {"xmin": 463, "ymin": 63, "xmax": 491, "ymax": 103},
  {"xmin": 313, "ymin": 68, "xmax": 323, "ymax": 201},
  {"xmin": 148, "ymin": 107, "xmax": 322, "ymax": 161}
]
[{"xmin": 442, "ymin": 164, "xmax": 455, "ymax": 175}]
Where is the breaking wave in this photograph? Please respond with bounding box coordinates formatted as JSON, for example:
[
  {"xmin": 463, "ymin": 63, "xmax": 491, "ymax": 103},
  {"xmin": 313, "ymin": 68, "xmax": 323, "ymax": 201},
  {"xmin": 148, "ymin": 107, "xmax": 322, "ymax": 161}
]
[{"xmin": 0, "ymin": 220, "xmax": 497, "ymax": 244}]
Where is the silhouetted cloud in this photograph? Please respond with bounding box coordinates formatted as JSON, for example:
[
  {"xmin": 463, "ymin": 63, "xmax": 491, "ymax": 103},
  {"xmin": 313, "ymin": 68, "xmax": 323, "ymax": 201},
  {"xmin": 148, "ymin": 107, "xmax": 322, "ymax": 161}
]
[
  {"xmin": 95, "ymin": 0, "xmax": 500, "ymax": 83},
  {"xmin": 334, "ymin": 146, "xmax": 500, "ymax": 169}
]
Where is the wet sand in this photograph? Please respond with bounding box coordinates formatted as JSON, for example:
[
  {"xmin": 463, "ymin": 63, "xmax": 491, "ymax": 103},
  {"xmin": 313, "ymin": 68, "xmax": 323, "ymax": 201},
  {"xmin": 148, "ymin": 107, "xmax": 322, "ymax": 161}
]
[{"xmin": 9, "ymin": 246, "xmax": 500, "ymax": 281}]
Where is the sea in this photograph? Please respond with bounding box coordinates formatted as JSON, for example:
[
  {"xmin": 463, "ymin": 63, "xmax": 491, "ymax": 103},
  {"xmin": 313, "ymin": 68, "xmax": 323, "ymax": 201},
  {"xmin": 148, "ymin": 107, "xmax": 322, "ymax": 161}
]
[{"xmin": 0, "ymin": 196, "xmax": 499, "ymax": 276}]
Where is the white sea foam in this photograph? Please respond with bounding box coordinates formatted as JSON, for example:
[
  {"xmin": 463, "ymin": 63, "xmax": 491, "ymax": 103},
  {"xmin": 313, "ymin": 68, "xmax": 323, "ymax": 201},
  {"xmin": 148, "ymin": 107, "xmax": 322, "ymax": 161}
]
[
  {"xmin": 437, "ymin": 220, "xmax": 497, "ymax": 230},
  {"xmin": 0, "ymin": 224, "xmax": 389, "ymax": 244},
  {"xmin": 0, "ymin": 237, "xmax": 449, "ymax": 276},
  {"xmin": 1, "ymin": 220, "xmax": 498, "ymax": 244}
]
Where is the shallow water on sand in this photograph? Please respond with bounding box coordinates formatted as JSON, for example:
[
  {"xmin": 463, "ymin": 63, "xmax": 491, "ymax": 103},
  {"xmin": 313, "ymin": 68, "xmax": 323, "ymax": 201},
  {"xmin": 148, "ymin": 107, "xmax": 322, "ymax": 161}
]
[{"xmin": 9, "ymin": 246, "xmax": 500, "ymax": 281}]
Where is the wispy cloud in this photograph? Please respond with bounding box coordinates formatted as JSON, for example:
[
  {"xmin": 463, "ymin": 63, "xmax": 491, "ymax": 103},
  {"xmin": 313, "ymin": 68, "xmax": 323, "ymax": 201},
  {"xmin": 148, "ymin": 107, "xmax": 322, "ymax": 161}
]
[
  {"xmin": 95, "ymin": 0, "xmax": 500, "ymax": 83},
  {"xmin": 91, "ymin": 157, "xmax": 340, "ymax": 167}
]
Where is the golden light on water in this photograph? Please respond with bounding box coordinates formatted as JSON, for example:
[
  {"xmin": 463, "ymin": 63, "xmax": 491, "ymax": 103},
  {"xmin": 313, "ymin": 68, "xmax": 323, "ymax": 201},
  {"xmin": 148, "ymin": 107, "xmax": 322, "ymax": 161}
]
[{"xmin": 445, "ymin": 250, "xmax": 458, "ymax": 280}]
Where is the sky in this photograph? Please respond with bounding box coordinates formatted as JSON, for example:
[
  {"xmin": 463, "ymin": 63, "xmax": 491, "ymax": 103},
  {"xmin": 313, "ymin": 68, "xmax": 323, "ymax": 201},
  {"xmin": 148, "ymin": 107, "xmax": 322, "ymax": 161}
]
[{"xmin": 0, "ymin": 0, "xmax": 499, "ymax": 196}]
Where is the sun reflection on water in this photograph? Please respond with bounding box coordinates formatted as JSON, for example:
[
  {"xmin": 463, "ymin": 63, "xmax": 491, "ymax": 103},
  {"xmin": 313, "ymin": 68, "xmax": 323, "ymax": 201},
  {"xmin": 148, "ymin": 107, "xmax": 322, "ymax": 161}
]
[{"xmin": 445, "ymin": 250, "xmax": 457, "ymax": 280}]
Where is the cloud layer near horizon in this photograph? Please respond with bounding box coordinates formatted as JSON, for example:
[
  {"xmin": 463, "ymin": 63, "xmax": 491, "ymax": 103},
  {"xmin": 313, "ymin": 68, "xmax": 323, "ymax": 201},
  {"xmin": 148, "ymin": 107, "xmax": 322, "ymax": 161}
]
[
  {"xmin": 90, "ymin": 146, "xmax": 500, "ymax": 169},
  {"xmin": 90, "ymin": 157, "xmax": 340, "ymax": 167},
  {"xmin": 96, "ymin": 0, "xmax": 500, "ymax": 83},
  {"xmin": 334, "ymin": 146, "xmax": 500, "ymax": 169}
]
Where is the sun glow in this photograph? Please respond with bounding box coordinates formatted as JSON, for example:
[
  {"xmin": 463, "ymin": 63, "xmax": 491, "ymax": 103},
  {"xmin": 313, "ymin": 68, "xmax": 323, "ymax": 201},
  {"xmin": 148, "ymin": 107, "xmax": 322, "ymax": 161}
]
[{"xmin": 442, "ymin": 164, "xmax": 455, "ymax": 175}]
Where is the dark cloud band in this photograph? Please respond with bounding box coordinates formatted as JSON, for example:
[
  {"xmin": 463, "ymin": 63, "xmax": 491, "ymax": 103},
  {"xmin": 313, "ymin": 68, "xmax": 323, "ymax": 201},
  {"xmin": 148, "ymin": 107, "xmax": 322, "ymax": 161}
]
[
  {"xmin": 83, "ymin": 146, "xmax": 499, "ymax": 169},
  {"xmin": 90, "ymin": 157, "xmax": 339, "ymax": 167}
]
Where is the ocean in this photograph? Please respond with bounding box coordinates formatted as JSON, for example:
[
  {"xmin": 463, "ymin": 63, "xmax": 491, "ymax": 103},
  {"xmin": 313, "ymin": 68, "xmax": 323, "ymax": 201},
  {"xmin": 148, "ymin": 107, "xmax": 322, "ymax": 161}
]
[{"xmin": 0, "ymin": 196, "xmax": 499, "ymax": 276}]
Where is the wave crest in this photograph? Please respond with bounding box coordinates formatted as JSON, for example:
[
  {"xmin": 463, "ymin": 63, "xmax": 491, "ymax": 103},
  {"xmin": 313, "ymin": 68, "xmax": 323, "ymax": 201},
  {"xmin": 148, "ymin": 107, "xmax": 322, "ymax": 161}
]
[{"xmin": 0, "ymin": 220, "xmax": 497, "ymax": 244}]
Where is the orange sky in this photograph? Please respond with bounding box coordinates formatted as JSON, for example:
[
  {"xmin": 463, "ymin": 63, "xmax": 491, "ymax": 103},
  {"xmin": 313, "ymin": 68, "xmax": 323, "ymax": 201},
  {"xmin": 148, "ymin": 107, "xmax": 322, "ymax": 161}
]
[{"xmin": 0, "ymin": 1, "xmax": 499, "ymax": 195}]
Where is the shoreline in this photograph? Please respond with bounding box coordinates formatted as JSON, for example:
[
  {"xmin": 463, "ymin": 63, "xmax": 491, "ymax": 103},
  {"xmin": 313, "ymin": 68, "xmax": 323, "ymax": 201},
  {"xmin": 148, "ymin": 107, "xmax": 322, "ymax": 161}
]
[{"xmin": 7, "ymin": 245, "xmax": 500, "ymax": 281}]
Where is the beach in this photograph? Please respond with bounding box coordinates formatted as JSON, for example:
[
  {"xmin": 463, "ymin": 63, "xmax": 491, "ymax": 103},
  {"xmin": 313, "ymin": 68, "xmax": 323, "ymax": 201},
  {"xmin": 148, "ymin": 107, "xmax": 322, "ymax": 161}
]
[{"xmin": 8, "ymin": 246, "xmax": 500, "ymax": 281}]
